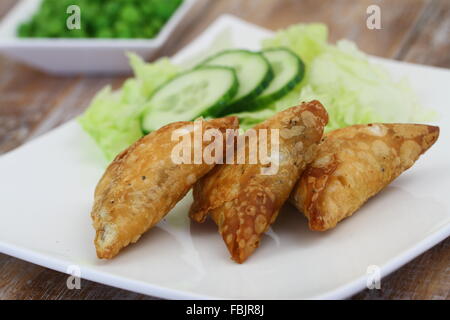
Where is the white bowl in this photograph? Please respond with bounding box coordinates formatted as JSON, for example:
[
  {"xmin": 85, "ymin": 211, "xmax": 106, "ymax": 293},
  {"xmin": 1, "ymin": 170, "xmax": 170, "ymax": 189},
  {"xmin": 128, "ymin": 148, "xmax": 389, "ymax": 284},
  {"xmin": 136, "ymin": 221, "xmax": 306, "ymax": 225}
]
[{"xmin": 0, "ymin": 0, "xmax": 198, "ymax": 75}]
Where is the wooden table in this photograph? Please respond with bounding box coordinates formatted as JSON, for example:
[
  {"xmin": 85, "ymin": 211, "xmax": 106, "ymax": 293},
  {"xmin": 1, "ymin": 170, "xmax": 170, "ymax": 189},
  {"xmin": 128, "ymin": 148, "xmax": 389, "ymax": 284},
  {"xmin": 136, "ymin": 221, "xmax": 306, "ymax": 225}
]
[{"xmin": 0, "ymin": 0, "xmax": 449, "ymax": 300}]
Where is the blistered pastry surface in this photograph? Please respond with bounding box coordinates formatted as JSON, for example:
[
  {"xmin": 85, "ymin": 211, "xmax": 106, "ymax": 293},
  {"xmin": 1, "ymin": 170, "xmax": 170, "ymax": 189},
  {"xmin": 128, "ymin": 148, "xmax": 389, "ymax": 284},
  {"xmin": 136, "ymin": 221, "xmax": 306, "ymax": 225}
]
[
  {"xmin": 91, "ymin": 117, "xmax": 239, "ymax": 259},
  {"xmin": 190, "ymin": 101, "xmax": 328, "ymax": 263},
  {"xmin": 291, "ymin": 123, "xmax": 439, "ymax": 231}
]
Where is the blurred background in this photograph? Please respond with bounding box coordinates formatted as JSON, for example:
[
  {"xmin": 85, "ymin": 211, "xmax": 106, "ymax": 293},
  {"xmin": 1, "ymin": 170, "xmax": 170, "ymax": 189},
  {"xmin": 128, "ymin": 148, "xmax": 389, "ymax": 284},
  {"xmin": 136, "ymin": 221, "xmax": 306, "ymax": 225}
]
[{"xmin": 0, "ymin": 0, "xmax": 448, "ymax": 300}]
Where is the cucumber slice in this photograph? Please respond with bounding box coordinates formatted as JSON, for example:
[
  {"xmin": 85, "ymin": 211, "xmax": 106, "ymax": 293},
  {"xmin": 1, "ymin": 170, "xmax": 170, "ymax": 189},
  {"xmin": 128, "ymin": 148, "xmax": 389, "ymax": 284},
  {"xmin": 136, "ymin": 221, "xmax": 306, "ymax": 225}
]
[
  {"xmin": 200, "ymin": 49, "xmax": 273, "ymax": 114},
  {"xmin": 141, "ymin": 66, "xmax": 238, "ymax": 133},
  {"xmin": 250, "ymin": 48, "xmax": 305, "ymax": 109}
]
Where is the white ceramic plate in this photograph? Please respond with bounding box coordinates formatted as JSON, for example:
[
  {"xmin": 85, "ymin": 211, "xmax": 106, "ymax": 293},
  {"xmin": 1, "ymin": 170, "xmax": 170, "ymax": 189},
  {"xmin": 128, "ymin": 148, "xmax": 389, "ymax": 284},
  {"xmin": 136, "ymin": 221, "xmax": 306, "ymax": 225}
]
[
  {"xmin": 0, "ymin": 15, "xmax": 449, "ymax": 300},
  {"xmin": 0, "ymin": 0, "xmax": 198, "ymax": 74}
]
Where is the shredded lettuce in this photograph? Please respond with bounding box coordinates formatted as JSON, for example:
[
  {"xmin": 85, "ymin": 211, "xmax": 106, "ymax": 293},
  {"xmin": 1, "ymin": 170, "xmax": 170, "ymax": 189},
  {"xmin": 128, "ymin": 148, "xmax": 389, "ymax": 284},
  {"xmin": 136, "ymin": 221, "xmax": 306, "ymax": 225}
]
[
  {"xmin": 78, "ymin": 53, "xmax": 180, "ymax": 160},
  {"xmin": 128, "ymin": 52, "xmax": 180, "ymax": 99},
  {"xmin": 80, "ymin": 24, "xmax": 435, "ymax": 160},
  {"xmin": 297, "ymin": 40, "xmax": 436, "ymax": 131},
  {"xmin": 234, "ymin": 23, "xmax": 435, "ymax": 131},
  {"xmin": 262, "ymin": 23, "xmax": 328, "ymax": 66}
]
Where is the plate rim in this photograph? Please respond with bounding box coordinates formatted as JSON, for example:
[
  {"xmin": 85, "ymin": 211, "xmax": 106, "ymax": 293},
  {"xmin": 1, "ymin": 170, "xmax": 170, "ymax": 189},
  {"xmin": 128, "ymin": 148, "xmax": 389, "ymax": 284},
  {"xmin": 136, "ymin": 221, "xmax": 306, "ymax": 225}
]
[
  {"xmin": 0, "ymin": 0, "xmax": 198, "ymax": 48},
  {"xmin": 0, "ymin": 14, "xmax": 449, "ymax": 300}
]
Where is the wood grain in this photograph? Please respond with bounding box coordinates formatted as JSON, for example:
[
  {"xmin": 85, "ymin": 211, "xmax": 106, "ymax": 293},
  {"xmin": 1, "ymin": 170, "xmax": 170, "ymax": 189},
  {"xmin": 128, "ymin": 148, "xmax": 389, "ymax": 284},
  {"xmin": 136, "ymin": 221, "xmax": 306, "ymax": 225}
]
[
  {"xmin": 399, "ymin": 0, "xmax": 450, "ymax": 67},
  {"xmin": 0, "ymin": 60, "xmax": 124, "ymax": 154},
  {"xmin": 0, "ymin": 0, "xmax": 448, "ymax": 300},
  {"xmin": 158, "ymin": 0, "xmax": 431, "ymax": 59}
]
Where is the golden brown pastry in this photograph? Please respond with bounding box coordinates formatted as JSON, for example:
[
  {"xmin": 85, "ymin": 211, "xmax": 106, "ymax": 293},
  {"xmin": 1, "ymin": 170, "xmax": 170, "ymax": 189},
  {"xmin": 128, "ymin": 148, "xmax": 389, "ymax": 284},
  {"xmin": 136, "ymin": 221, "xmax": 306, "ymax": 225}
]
[
  {"xmin": 190, "ymin": 101, "xmax": 329, "ymax": 263},
  {"xmin": 91, "ymin": 116, "xmax": 239, "ymax": 259},
  {"xmin": 290, "ymin": 123, "xmax": 439, "ymax": 231}
]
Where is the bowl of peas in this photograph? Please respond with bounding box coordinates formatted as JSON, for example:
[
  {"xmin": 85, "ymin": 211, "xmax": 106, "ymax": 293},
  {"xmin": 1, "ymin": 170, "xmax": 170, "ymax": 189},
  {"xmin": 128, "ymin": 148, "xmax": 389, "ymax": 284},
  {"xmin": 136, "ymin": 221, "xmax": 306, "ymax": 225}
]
[{"xmin": 0, "ymin": 0, "xmax": 198, "ymax": 74}]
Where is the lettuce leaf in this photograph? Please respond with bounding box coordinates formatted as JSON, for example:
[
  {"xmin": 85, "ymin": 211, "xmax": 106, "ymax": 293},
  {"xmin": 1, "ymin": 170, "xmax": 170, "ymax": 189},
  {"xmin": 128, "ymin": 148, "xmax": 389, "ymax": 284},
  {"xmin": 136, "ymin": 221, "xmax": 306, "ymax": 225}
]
[
  {"xmin": 128, "ymin": 52, "xmax": 180, "ymax": 99},
  {"xmin": 235, "ymin": 24, "xmax": 435, "ymax": 131},
  {"xmin": 80, "ymin": 24, "xmax": 436, "ymax": 161},
  {"xmin": 78, "ymin": 53, "xmax": 180, "ymax": 160},
  {"xmin": 262, "ymin": 23, "xmax": 328, "ymax": 66},
  {"xmin": 297, "ymin": 40, "xmax": 436, "ymax": 132}
]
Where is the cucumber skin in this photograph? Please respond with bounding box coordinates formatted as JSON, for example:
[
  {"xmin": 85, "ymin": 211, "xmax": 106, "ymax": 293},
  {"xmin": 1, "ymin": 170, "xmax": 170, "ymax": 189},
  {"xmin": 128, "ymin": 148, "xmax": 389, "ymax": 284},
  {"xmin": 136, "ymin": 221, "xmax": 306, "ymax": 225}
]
[
  {"xmin": 140, "ymin": 66, "xmax": 239, "ymax": 134},
  {"xmin": 247, "ymin": 48, "xmax": 305, "ymax": 111},
  {"xmin": 200, "ymin": 66, "xmax": 239, "ymax": 117},
  {"xmin": 223, "ymin": 57, "xmax": 274, "ymax": 115},
  {"xmin": 198, "ymin": 49, "xmax": 274, "ymax": 115}
]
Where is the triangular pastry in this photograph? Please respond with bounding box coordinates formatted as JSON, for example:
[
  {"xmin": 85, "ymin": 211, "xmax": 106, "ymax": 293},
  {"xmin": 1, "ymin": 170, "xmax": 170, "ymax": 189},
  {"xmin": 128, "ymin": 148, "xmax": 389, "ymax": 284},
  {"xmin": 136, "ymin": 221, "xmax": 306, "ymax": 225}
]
[
  {"xmin": 290, "ymin": 123, "xmax": 439, "ymax": 231},
  {"xmin": 190, "ymin": 101, "xmax": 329, "ymax": 263},
  {"xmin": 91, "ymin": 117, "xmax": 239, "ymax": 259}
]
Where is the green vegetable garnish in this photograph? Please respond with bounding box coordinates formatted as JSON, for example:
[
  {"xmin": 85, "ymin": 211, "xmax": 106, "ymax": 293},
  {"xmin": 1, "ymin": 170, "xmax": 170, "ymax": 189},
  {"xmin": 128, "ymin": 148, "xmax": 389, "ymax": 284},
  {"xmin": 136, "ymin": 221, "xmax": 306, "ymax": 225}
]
[
  {"xmin": 18, "ymin": 0, "xmax": 183, "ymax": 39},
  {"xmin": 78, "ymin": 53, "xmax": 180, "ymax": 160},
  {"xmin": 79, "ymin": 23, "xmax": 436, "ymax": 160},
  {"xmin": 234, "ymin": 23, "xmax": 435, "ymax": 130}
]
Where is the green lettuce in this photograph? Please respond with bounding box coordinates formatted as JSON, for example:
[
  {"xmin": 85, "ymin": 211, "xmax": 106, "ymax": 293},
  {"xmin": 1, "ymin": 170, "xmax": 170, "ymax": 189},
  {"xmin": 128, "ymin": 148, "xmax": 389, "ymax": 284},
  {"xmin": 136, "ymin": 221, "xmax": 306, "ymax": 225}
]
[
  {"xmin": 297, "ymin": 40, "xmax": 436, "ymax": 131},
  {"xmin": 80, "ymin": 24, "xmax": 435, "ymax": 160},
  {"xmin": 234, "ymin": 23, "xmax": 435, "ymax": 131},
  {"xmin": 262, "ymin": 23, "xmax": 328, "ymax": 66},
  {"xmin": 128, "ymin": 52, "xmax": 180, "ymax": 98},
  {"xmin": 78, "ymin": 53, "xmax": 180, "ymax": 160}
]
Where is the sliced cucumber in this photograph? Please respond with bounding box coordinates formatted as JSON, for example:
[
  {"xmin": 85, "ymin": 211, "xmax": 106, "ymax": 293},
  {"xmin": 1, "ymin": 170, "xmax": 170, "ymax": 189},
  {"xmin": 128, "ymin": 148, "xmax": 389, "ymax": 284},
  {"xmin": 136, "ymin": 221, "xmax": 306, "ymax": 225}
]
[
  {"xmin": 250, "ymin": 48, "xmax": 305, "ymax": 110},
  {"xmin": 141, "ymin": 66, "xmax": 238, "ymax": 133},
  {"xmin": 200, "ymin": 49, "xmax": 273, "ymax": 114}
]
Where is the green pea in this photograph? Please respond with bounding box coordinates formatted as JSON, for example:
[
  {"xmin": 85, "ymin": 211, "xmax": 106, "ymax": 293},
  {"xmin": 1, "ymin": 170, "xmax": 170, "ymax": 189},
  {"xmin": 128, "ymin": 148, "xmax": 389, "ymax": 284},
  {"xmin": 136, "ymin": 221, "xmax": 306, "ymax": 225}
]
[
  {"xmin": 97, "ymin": 29, "xmax": 114, "ymax": 38},
  {"xmin": 16, "ymin": 0, "xmax": 185, "ymax": 39},
  {"xmin": 105, "ymin": 2, "xmax": 120, "ymax": 16},
  {"xmin": 17, "ymin": 23, "xmax": 31, "ymax": 37},
  {"xmin": 121, "ymin": 5, "xmax": 140, "ymax": 22}
]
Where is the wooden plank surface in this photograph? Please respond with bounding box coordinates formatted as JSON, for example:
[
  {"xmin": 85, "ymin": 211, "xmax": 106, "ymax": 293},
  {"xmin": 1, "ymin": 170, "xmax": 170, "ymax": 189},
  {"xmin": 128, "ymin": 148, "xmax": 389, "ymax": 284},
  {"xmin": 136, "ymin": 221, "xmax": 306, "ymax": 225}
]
[{"xmin": 0, "ymin": 0, "xmax": 449, "ymax": 300}]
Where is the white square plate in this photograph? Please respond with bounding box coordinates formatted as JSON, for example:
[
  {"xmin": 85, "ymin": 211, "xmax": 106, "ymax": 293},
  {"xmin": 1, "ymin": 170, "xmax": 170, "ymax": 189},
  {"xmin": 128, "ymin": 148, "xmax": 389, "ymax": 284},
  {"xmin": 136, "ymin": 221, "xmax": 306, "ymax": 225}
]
[
  {"xmin": 0, "ymin": 15, "xmax": 449, "ymax": 299},
  {"xmin": 0, "ymin": 0, "xmax": 198, "ymax": 74}
]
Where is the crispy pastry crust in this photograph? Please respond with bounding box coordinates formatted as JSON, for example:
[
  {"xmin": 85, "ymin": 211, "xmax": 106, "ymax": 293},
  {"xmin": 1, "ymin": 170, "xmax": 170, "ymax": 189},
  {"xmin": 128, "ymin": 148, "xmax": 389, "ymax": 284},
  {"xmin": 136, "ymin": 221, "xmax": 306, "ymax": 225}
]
[
  {"xmin": 91, "ymin": 117, "xmax": 239, "ymax": 259},
  {"xmin": 290, "ymin": 123, "xmax": 440, "ymax": 231},
  {"xmin": 189, "ymin": 101, "xmax": 329, "ymax": 263}
]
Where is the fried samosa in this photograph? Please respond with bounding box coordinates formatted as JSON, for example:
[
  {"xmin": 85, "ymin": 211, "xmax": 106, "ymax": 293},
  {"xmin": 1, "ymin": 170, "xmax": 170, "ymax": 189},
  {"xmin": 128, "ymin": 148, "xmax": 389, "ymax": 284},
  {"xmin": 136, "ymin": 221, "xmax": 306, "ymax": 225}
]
[
  {"xmin": 290, "ymin": 123, "xmax": 439, "ymax": 231},
  {"xmin": 91, "ymin": 117, "xmax": 239, "ymax": 259},
  {"xmin": 190, "ymin": 101, "xmax": 329, "ymax": 263}
]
